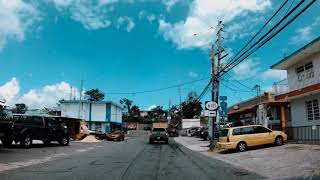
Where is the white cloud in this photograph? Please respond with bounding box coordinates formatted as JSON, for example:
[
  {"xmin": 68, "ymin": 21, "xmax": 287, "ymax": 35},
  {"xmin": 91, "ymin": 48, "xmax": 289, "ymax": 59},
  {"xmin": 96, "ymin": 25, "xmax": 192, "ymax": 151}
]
[
  {"xmin": 290, "ymin": 26, "xmax": 312, "ymax": 45},
  {"xmin": 158, "ymin": 0, "xmax": 271, "ymax": 49},
  {"xmin": 188, "ymin": 71, "xmax": 198, "ymax": 78},
  {"xmin": 0, "ymin": 78, "xmax": 78, "ymax": 109},
  {"xmin": 51, "ymin": 0, "xmax": 118, "ymax": 30},
  {"xmin": 147, "ymin": 105, "xmax": 157, "ymax": 111},
  {"xmin": 262, "ymin": 85, "xmax": 273, "ymax": 93},
  {"xmin": 19, "ymin": 81, "xmax": 78, "ymax": 109},
  {"xmin": 117, "ymin": 16, "xmax": 135, "ymax": 32},
  {"xmin": 261, "ymin": 69, "xmax": 287, "ymax": 80},
  {"xmin": 290, "ymin": 16, "xmax": 320, "ymax": 45},
  {"xmin": 162, "ymin": 0, "xmax": 179, "ymax": 11},
  {"xmin": 0, "ymin": 78, "xmax": 20, "ymax": 105},
  {"xmin": 0, "ymin": 0, "xmax": 39, "ymax": 50},
  {"xmin": 232, "ymin": 59, "xmax": 260, "ymax": 80},
  {"xmin": 147, "ymin": 14, "xmax": 156, "ymax": 23}
]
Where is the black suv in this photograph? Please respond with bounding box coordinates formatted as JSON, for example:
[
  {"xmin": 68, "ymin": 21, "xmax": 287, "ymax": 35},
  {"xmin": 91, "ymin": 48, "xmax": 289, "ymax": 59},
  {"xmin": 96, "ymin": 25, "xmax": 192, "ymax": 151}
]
[{"xmin": 5, "ymin": 115, "xmax": 70, "ymax": 148}]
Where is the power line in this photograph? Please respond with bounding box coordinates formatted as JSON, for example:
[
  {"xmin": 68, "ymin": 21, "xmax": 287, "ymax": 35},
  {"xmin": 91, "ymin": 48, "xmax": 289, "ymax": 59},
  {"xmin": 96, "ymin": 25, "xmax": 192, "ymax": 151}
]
[
  {"xmin": 224, "ymin": 73, "xmax": 253, "ymax": 90},
  {"xmin": 107, "ymin": 77, "xmax": 211, "ymax": 95},
  {"xmin": 226, "ymin": 0, "xmax": 289, "ymax": 64},
  {"xmin": 218, "ymin": 0, "xmax": 315, "ymax": 78}
]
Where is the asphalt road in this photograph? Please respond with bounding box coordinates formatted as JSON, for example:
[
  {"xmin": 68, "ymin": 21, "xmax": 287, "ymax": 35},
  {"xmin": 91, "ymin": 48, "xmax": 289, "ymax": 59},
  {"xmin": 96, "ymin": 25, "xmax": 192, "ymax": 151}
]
[{"xmin": 0, "ymin": 131, "xmax": 263, "ymax": 180}]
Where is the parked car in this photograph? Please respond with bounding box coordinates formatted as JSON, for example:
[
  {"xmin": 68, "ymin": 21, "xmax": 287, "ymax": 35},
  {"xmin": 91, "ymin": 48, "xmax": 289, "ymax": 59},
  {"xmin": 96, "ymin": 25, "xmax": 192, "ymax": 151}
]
[
  {"xmin": 106, "ymin": 130, "xmax": 125, "ymax": 141},
  {"xmin": 149, "ymin": 128, "xmax": 169, "ymax": 144},
  {"xmin": 199, "ymin": 127, "xmax": 209, "ymax": 140},
  {"xmin": 1, "ymin": 115, "xmax": 70, "ymax": 148},
  {"xmin": 217, "ymin": 125, "xmax": 287, "ymax": 152},
  {"xmin": 167, "ymin": 128, "xmax": 179, "ymax": 137}
]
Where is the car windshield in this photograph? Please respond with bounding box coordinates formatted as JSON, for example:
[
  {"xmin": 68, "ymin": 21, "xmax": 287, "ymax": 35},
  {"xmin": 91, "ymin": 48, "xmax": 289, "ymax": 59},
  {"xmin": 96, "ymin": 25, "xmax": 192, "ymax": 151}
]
[{"xmin": 153, "ymin": 128, "xmax": 166, "ymax": 132}]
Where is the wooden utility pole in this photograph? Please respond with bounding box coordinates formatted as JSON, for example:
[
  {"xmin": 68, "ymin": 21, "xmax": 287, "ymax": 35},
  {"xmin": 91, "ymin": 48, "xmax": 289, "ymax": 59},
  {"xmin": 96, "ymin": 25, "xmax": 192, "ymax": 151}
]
[
  {"xmin": 210, "ymin": 20, "xmax": 223, "ymax": 151},
  {"xmin": 210, "ymin": 44, "xmax": 216, "ymax": 151},
  {"xmin": 78, "ymin": 80, "xmax": 83, "ymax": 119},
  {"xmin": 179, "ymin": 86, "xmax": 183, "ymax": 129}
]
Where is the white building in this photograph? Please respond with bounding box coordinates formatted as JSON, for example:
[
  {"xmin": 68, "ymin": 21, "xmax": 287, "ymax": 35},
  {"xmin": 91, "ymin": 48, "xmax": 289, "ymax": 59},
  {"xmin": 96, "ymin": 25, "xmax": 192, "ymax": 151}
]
[
  {"xmin": 60, "ymin": 100, "xmax": 123, "ymax": 133},
  {"xmin": 272, "ymin": 37, "xmax": 320, "ymax": 142}
]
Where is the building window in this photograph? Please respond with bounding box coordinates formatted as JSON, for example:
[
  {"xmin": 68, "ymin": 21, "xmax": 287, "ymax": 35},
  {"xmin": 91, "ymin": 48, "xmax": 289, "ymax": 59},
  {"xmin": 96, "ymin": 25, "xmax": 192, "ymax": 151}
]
[
  {"xmin": 313, "ymin": 100, "xmax": 320, "ymax": 120},
  {"xmin": 296, "ymin": 62, "xmax": 314, "ymax": 81},
  {"xmin": 305, "ymin": 62, "xmax": 313, "ymax": 70},
  {"xmin": 296, "ymin": 66, "xmax": 304, "ymax": 74},
  {"xmin": 305, "ymin": 100, "xmax": 320, "ymax": 121}
]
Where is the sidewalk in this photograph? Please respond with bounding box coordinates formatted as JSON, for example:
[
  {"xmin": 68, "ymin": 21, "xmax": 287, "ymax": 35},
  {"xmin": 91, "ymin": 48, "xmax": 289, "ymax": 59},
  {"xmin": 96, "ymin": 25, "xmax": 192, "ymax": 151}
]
[{"xmin": 174, "ymin": 136, "xmax": 320, "ymax": 179}]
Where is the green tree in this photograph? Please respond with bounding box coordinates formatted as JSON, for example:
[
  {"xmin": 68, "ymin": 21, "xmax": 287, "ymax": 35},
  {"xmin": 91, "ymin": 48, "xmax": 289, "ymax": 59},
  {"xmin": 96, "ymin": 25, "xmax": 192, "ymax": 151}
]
[
  {"xmin": 85, "ymin": 89, "xmax": 105, "ymax": 101},
  {"xmin": 130, "ymin": 105, "xmax": 141, "ymax": 122},
  {"xmin": 148, "ymin": 106, "xmax": 166, "ymax": 119},
  {"xmin": 12, "ymin": 103, "xmax": 28, "ymax": 114},
  {"xmin": 120, "ymin": 98, "xmax": 133, "ymax": 114},
  {"xmin": 182, "ymin": 91, "xmax": 202, "ymax": 118}
]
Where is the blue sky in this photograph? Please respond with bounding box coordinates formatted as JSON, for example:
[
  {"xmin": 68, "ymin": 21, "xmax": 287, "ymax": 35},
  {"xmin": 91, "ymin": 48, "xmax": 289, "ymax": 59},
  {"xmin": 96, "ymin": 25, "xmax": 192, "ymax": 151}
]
[{"xmin": 0, "ymin": 0, "xmax": 319, "ymax": 110}]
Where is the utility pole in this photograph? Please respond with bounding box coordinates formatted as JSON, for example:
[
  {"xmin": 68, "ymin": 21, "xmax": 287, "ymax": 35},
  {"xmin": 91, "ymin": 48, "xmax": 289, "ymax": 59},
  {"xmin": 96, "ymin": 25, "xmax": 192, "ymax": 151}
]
[
  {"xmin": 210, "ymin": 44, "xmax": 216, "ymax": 151},
  {"xmin": 179, "ymin": 86, "xmax": 183, "ymax": 130},
  {"xmin": 70, "ymin": 86, "xmax": 73, "ymax": 101},
  {"xmin": 210, "ymin": 20, "xmax": 223, "ymax": 151},
  {"xmin": 216, "ymin": 20, "xmax": 223, "ymax": 137},
  {"xmin": 78, "ymin": 80, "xmax": 83, "ymax": 119}
]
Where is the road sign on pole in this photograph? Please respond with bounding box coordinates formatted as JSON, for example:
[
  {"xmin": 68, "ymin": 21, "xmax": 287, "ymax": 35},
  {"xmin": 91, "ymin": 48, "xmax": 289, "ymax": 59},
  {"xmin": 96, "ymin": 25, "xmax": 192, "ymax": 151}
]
[
  {"xmin": 205, "ymin": 101, "xmax": 218, "ymax": 111},
  {"xmin": 205, "ymin": 110, "xmax": 216, "ymax": 117}
]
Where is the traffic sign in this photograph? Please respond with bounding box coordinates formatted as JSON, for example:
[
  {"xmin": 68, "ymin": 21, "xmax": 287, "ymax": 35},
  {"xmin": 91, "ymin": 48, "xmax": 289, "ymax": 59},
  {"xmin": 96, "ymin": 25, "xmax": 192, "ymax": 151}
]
[
  {"xmin": 204, "ymin": 110, "xmax": 216, "ymax": 117},
  {"xmin": 205, "ymin": 101, "xmax": 218, "ymax": 110}
]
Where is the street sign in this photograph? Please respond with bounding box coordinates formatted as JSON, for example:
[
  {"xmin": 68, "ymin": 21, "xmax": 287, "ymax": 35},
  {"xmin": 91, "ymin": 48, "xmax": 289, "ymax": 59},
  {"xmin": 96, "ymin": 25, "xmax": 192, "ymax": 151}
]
[
  {"xmin": 204, "ymin": 110, "xmax": 216, "ymax": 117},
  {"xmin": 219, "ymin": 96, "xmax": 227, "ymax": 101},
  {"xmin": 205, "ymin": 101, "xmax": 218, "ymax": 111}
]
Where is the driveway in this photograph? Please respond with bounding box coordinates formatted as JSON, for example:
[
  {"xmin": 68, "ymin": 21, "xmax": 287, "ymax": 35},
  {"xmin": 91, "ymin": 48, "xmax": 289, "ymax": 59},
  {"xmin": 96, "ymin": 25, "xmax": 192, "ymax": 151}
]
[{"xmin": 175, "ymin": 136, "xmax": 320, "ymax": 179}]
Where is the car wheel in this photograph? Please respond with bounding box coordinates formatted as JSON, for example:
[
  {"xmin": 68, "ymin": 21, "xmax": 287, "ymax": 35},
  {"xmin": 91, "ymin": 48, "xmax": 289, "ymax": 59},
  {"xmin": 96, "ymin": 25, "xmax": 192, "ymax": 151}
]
[
  {"xmin": 21, "ymin": 134, "xmax": 32, "ymax": 148},
  {"xmin": 275, "ymin": 136, "xmax": 284, "ymax": 146},
  {"xmin": 59, "ymin": 136, "xmax": 69, "ymax": 146},
  {"xmin": 165, "ymin": 140, "xmax": 169, "ymax": 144},
  {"xmin": 237, "ymin": 142, "xmax": 247, "ymax": 152}
]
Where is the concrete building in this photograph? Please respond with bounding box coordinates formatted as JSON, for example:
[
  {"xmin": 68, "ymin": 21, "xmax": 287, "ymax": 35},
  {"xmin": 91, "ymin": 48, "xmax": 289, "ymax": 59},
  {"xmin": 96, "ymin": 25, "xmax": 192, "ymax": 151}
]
[
  {"xmin": 271, "ymin": 37, "xmax": 320, "ymax": 142},
  {"xmin": 60, "ymin": 100, "xmax": 123, "ymax": 133},
  {"xmin": 227, "ymin": 92, "xmax": 289, "ymax": 131}
]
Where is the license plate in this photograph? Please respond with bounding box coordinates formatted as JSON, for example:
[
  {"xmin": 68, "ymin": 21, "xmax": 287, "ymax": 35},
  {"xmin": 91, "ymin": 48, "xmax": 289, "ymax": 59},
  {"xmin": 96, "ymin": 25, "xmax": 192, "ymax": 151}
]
[{"xmin": 157, "ymin": 137, "xmax": 160, "ymax": 140}]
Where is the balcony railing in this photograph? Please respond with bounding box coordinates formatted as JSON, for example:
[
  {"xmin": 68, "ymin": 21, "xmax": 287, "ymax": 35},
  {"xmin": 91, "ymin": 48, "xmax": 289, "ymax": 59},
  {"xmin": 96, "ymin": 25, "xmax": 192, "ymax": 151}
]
[{"xmin": 273, "ymin": 67, "xmax": 320, "ymax": 95}]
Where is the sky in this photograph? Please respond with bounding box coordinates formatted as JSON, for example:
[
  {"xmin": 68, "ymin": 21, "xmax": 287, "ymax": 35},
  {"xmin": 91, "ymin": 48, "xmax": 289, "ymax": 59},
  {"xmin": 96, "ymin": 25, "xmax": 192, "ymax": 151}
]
[{"xmin": 0, "ymin": 0, "xmax": 319, "ymax": 110}]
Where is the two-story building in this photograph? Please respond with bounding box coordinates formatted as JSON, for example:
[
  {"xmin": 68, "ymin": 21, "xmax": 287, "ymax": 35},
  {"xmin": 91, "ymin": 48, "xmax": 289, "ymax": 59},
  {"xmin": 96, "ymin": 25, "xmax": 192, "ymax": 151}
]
[
  {"xmin": 271, "ymin": 36, "xmax": 320, "ymax": 142},
  {"xmin": 60, "ymin": 100, "xmax": 123, "ymax": 133}
]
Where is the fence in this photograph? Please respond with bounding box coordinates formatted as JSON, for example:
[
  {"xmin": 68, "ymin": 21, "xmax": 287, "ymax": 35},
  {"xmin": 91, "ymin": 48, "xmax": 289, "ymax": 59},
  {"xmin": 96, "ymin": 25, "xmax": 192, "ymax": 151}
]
[{"xmin": 285, "ymin": 125, "xmax": 320, "ymax": 144}]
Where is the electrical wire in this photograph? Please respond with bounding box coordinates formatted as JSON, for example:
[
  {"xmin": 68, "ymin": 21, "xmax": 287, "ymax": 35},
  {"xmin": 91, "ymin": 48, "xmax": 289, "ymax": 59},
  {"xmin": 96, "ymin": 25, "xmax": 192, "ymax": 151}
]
[
  {"xmin": 222, "ymin": 0, "xmax": 316, "ymax": 76},
  {"xmin": 107, "ymin": 77, "xmax": 211, "ymax": 95},
  {"xmin": 218, "ymin": 0, "xmax": 315, "ymax": 79}
]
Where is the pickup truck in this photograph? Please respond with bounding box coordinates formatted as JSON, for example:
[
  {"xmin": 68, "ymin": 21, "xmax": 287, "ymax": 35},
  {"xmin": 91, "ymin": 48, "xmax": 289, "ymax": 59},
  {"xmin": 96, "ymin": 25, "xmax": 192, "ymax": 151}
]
[
  {"xmin": 0, "ymin": 115, "xmax": 70, "ymax": 148},
  {"xmin": 0, "ymin": 120, "xmax": 14, "ymax": 147},
  {"xmin": 149, "ymin": 128, "xmax": 169, "ymax": 144}
]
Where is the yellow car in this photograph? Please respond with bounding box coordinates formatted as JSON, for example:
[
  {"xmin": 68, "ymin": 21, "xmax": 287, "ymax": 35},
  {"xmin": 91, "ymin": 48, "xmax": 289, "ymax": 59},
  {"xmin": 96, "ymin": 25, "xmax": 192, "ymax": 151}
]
[{"xmin": 217, "ymin": 125, "xmax": 287, "ymax": 152}]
